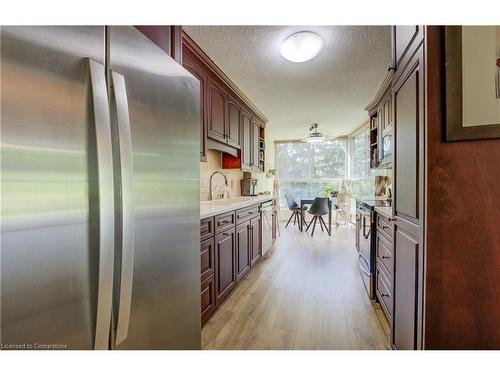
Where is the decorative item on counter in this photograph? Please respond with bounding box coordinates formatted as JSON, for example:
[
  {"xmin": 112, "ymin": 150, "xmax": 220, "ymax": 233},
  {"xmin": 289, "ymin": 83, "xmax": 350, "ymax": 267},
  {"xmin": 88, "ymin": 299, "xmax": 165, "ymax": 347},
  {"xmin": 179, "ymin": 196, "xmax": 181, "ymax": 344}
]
[
  {"xmin": 266, "ymin": 168, "xmax": 277, "ymax": 178},
  {"xmin": 375, "ymin": 176, "xmax": 391, "ymax": 199},
  {"xmin": 322, "ymin": 185, "xmax": 339, "ymax": 199}
]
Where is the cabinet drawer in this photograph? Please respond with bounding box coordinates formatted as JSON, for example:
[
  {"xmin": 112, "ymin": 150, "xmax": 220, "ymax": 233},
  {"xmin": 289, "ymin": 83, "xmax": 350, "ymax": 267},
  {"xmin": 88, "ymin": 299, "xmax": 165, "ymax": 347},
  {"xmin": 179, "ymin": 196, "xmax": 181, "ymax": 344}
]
[
  {"xmin": 376, "ymin": 267, "xmax": 393, "ymax": 320},
  {"xmin": 235, "ymin": 205, "xmax": 260, "ymax": 225},
  {"xmin": 376, "ymin": 213, "xmax": 393, "ymax": 240},
  {"xmin": 200, "ymin": 217, "xmax": 215, "ymax": 241},
  {"xmin": 200, "ymin": 237, "xmax": 215, "ymax": 282},
  {"xmin": 214, "ymin": 211, "xmax": 235, "ymax": 234},
  {"xmin": 201, "ymin": 273, "xmax": 216, "ymax": 326},
  {"xmin": 376, "ymin": 231, "xmax": 393, "ymax": 280}
]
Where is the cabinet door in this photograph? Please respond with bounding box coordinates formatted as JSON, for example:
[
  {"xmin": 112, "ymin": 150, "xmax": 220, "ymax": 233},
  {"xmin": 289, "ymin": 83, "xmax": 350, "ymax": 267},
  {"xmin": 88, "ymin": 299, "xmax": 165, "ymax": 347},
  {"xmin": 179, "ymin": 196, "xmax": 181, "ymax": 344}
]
[
  {"xmin": 183, "ymin": 61, "xmax": 207, "ymax": 161},
  {"xmin": 393, "ymin": 26, "xmax": 424, "ymax": 73},
  {"xmin": 251, "ymin": 120, "xmax": 260, "ymax": 172},
  {"xmin": 200, "ymin": 238, "xmax": 215, "ymax": 282},
  {"xmin": 250, "ymin": 215, "xmax": 262, "ymax": 266},
  {"xmin": 208, "ymin": 80, "xmax": 227, "ymax": 143},
  {"xmin": 394, "ymin": 46, "xmax": 424, "ymax": 224},
  {"xmin": 392, "ymin": 44, "xmax": 425, "ymax": 350},
  {"xmin": 235, "ymin": 223, "xmax": 251, "ymax": 282},
  {"xmin": 393, "ymin": 225, "xmax": 421, "ymax": 349},
  {"xmin": 241, "ymin": 111, "xmax": 252, "ymax": 170},
  {"xmin": 201, "ymin": 274, "xmax": 216, "ymax": 326},
  {"xmin": 226, "ymin": 97, "xmax": 241, "ymax": 148},
  {"xmin": 215, "ymin": 228, "xmax": 236, "ymax": 305}
]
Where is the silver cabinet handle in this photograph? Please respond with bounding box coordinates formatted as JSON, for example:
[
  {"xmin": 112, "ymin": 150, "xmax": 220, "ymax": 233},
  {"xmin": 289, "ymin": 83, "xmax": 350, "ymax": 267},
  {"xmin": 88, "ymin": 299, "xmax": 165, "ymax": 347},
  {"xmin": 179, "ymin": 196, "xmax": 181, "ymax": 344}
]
[
  {"xmin": 88, "ymin": 59, "xmax": 115, "ymax": 350},
  {"xmin": 382, "ymin": 255, "xmax": 390, "ymax": 259},
  {"xmin": 110, "ymin": 71, "xmax": 135, "ymax": 346}
]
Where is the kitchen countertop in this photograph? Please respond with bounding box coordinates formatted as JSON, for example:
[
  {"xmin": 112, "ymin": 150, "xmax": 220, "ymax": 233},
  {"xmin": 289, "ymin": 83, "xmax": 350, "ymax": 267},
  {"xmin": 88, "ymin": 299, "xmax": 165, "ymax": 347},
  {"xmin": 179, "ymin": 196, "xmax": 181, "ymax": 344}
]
[
  {"xmin": 356, "ymin": 197, "xmax": 393, "ymax": 217},
  {"xmin": 200, "ymin": 195, "xmax": 274, "ymax": 220},
  {"xmin": 374, "ymin": 206, "xmax": 393, "ymax": 218}
]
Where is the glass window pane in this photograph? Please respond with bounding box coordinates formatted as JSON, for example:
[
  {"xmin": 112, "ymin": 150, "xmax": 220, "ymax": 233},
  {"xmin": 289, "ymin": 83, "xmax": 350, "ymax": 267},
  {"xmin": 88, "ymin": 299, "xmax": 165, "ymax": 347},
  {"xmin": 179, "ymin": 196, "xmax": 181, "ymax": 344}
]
[
  {"xmin": 310, "ymin": 140, "xmax": 347, "ymax": 179},
  {"xmin": 275, "ymin": 142, "xmax": 311, "ymax": 179},
  {"xmin": 350, "ymin": 127, "xmax": 369, "ymax": 179},
  {"xmin": 280, "ymin": 180, "xmax": 341, "ymax": 208}
]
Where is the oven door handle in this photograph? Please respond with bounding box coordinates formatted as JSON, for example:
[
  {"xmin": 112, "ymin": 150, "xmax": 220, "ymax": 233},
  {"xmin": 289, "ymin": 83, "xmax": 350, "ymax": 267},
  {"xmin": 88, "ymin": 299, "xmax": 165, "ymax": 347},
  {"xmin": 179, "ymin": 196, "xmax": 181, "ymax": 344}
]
[
  {"xmin": 358, "ymin": 254, "xmax": 371, "ymax": 276},
  {"xmin": 362, "ymin": 216, "xmax": 371, "ymax": 239}
]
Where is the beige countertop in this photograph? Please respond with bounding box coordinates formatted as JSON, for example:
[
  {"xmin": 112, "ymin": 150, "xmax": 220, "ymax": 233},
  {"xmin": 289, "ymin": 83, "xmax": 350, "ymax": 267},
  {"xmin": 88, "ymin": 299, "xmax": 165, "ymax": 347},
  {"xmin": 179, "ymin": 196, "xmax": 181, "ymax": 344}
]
[{"xmin": 200, "ymin": 195, "xmax": 274, "ymax": 220}]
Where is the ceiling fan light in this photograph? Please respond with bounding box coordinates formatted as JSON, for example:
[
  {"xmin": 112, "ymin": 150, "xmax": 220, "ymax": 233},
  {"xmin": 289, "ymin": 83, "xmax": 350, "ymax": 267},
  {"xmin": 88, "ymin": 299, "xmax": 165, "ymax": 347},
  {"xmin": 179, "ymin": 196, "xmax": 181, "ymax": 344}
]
[
  {"xmin": 280, "ymin": 31, "xmax": 323, "ymax": 63},
  {"xmin": 304, "ymin": 134, "xmax": 325, "ymax": 143}
]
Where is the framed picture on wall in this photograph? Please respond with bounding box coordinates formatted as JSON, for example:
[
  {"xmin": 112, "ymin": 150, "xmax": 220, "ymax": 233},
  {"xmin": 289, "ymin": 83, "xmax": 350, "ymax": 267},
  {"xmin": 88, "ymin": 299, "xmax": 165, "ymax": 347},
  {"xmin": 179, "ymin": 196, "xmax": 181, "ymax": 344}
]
[{"xmin": 445, "ymin": 26, "xmax": 500, "ymax": 141}]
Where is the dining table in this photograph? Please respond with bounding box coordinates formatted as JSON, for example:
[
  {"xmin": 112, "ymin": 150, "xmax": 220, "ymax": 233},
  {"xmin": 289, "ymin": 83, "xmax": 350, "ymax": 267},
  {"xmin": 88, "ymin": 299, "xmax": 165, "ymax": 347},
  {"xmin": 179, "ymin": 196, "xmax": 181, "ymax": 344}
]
[{"xmin": 299, "ymin": 197, "xmax": 338, "ymax": 233}]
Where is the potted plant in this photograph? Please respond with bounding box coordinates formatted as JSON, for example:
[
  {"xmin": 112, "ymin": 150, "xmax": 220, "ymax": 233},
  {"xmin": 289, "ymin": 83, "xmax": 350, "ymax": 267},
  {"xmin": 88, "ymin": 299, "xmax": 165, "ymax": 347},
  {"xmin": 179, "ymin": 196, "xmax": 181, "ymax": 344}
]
[{"xmin": 322, "ymin": 185, "xmax": 339, "ymax": 200}]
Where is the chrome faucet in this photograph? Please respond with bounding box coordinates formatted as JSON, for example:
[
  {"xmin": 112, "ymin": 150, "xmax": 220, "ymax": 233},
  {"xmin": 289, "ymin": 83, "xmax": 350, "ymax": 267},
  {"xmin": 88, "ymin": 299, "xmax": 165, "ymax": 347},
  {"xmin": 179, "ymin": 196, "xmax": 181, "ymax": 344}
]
[{"xmin": 209, "ymin": 171, "xmax": 228, "ymax": 200}]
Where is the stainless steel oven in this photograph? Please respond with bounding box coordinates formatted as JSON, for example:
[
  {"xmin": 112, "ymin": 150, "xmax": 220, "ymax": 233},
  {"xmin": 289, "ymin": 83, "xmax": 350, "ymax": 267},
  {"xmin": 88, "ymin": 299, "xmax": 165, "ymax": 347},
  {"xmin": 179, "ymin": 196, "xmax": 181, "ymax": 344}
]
[{"xmin": 355, "ymin": 201, "xmax": 375, "ymax": 299}]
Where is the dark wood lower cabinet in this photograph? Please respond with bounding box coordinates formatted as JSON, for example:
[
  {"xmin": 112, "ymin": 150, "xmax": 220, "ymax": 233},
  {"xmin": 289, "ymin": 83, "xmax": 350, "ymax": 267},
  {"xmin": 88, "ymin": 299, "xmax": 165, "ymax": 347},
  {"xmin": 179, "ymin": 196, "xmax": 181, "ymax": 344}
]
[
  {"xmin": 235, "ymin": 223, "xmax": 251, "ymax": 283},
  {"xmin": 201, "ymin": 274, "xmax": 216, "ymax": 326},
  {"xmin": 215, "ymin": 228, "xmax": 236, "ymax": 305},
  {"xmin": 393, "ymin": 222, "xmax": 422, "ymax": 350},
  {"xmin": 200, "ymin": 204, "xmax": 269, "ymax": 326},
  {"xmin": 200, "ymin": 238, "xmax": 215, "ymax": 282},
  {"xmin": 250, "ymin": 215, "xmax": 262, "ymax": 266}
]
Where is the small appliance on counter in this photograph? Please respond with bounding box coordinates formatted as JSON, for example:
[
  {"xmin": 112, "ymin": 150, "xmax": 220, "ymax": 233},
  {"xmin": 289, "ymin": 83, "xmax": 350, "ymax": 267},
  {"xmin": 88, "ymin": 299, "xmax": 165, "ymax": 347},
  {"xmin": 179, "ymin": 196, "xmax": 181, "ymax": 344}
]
[{"xmin": 241, "ymin": 172, "xmax": 257, "ymax": 196}]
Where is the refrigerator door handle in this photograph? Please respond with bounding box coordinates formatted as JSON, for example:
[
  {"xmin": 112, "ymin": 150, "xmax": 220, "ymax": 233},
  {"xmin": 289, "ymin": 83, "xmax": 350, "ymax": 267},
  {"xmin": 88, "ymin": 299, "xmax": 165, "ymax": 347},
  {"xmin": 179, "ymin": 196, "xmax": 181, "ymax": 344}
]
[
  {"xmin": 110, "ymin": 71, "xmax": 135, "ymax": 346},
  {"xmin": 88, "ymin": 59, "xmax": 115, "ymax": 350}
]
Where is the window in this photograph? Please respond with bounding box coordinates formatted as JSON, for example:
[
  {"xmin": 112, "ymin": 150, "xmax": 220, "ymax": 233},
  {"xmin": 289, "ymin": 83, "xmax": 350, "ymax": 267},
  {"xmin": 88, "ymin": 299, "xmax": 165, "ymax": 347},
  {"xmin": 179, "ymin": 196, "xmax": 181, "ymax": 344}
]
[{"xmin": 275, "ymin": 140, "xmax": 347, "ymax": 207}]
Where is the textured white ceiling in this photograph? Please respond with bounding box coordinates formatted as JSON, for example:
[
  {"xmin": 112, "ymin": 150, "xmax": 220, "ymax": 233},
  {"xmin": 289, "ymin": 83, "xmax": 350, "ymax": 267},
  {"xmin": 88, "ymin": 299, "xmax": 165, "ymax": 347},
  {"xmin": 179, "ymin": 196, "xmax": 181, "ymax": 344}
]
[{"xmin": 183, "ymin": 26, "xmax": 391, "ymax": 141}]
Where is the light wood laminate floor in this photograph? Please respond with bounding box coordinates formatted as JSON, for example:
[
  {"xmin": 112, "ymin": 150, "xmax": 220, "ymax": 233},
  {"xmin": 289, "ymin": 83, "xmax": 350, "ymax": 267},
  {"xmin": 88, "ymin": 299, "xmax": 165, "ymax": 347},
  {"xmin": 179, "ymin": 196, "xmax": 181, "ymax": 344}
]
[{"xmin": 202, "ymin": 225, "xmax": 390, "ymax": 350}]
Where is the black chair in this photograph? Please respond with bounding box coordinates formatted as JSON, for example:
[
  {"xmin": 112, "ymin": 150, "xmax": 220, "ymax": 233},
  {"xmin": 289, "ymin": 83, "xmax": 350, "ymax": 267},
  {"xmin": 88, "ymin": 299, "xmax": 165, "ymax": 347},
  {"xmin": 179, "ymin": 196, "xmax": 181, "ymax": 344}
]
[
  {"xmin": 284, "ymin": 192, "xmax": 307, "ymax": 229},
  {"xmin": 305, "ymin": 197, "xmax": 331, "ymax": 236}
]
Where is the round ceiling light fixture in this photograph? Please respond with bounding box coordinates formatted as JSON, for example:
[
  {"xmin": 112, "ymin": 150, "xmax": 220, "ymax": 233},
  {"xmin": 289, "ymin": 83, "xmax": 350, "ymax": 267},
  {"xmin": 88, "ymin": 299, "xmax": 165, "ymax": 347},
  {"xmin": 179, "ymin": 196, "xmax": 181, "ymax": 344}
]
[{"xmin": 280, "ymin": 31, "xmax": 323, "ymax": 63}]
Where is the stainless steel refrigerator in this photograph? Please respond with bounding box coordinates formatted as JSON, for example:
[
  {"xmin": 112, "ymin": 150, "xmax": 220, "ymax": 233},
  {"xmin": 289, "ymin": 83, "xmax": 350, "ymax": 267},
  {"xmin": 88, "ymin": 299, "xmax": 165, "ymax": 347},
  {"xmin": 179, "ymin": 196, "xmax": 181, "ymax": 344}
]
[{"xmin": 1, "ymin": 26, "xmax": 201, "ymax": 349}]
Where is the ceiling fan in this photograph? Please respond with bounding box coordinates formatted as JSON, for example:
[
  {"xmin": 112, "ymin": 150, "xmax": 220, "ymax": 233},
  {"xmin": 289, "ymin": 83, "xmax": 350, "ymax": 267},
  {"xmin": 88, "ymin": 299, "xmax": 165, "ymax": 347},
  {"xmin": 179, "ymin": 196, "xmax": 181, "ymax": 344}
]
[{"xmin": 299, "ymin": 123, "xmax": 335, "ymax": 143}]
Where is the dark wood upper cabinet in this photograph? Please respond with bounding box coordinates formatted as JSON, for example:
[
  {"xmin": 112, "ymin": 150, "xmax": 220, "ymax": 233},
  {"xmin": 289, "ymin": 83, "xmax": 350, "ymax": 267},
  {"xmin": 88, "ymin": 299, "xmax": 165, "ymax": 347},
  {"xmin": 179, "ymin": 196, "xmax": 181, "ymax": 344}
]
[
  {"xmin": 214, "ymin": 228, "xmax": 236, "ymax": 305},
  {"xmin": 251, "ymin": 120, "xmax": 260, "ymax": 172},
  {"xmin": 182, "ymin": 30, "xmax": 267, "ymax": 169},
  {"xmin": 235, "ymin": 223, "xmax": 251, "ymax": 282},
  {"xmin": 393, "ymin": 26, "xmax": 424, "ymax": 75},
  {"xmin": 208, "ymin": 81, "xmax": 227, "ymax": 144},
  {"xmin": 394, "ymin": 45, "xmax": 424, "ymax": 224},
  {"xmin": 250, "ymin": 215, "xmax": 262, "ymax": 266},
  {"xmin": 135, "ymin": 26, "xmax": 182, "ymax": 64},
  {"xmin": 183, "ymin": 60, "xmax": 207, "ymax": 161},
  {"xmin": 241, "ymin": 111, "xmax": 252, "ymax": 170},
  {"xmin": 226, "ymin": 97, "xmax": 241, "ymax": 148}
]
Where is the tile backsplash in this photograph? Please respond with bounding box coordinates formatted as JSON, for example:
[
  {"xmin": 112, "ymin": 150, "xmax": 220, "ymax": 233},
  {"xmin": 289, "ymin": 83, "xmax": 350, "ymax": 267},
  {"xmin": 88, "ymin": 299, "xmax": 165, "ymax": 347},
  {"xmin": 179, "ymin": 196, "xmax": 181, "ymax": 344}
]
[
  {"xmin": 200, "ymin": 149, "xmax": 270, "ymax": 201},
  {"xmin": 200, "ymin": 150, "xmax": 243, "ymax": 201}
]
